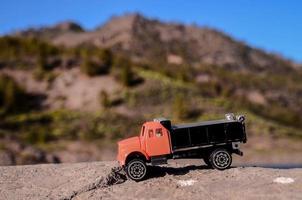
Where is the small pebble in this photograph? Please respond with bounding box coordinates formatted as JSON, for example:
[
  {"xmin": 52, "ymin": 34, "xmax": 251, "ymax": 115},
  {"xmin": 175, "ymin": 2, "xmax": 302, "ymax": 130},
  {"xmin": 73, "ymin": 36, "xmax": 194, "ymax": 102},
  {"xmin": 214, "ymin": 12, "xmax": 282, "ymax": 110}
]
[
  {"xmin": 273, "ymin": 177, "xmax": 294, "ymax": 184},
  {"xmin": 177, "ymin": 179, "xmax": 197, "ymax": 187}
]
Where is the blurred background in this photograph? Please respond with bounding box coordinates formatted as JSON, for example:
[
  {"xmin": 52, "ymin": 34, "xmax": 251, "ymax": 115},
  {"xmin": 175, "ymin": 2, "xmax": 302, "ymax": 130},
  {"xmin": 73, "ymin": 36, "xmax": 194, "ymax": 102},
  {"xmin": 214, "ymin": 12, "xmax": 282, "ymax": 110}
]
[{"xmin": 0, "ymin": 0, "xmax": 302, "ymax": 166}]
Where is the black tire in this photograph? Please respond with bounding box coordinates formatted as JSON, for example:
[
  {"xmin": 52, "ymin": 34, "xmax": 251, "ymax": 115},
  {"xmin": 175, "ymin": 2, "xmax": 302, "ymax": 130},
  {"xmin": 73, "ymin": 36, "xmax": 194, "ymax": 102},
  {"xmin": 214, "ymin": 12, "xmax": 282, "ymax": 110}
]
[
  {"xmin": 126, "ymin": 159, "xmax": 147, "ymax": 181},
  {"xmin": 209, "ymin": 148, "xmax": 232, "ymax": 170}
]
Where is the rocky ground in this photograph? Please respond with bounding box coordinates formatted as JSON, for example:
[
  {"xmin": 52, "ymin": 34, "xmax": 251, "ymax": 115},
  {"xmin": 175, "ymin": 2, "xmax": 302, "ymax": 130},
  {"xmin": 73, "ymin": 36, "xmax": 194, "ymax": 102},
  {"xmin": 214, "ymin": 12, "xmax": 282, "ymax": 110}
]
[{"xmin": 0, "ymin": 161, "xmax": 301, "ymax": 200}]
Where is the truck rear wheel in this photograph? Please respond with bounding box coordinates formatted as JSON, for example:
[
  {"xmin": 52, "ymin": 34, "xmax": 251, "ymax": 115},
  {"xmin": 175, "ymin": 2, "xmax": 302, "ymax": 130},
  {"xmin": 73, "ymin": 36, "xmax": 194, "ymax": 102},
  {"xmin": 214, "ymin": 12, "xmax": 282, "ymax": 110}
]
[
  {"xmin": 209, "ymin": 148, "xmax": 232, "ymax": 170},
  {"xmin": 126, "ymin": 159, "xmax": 147, "ymax": 181}
]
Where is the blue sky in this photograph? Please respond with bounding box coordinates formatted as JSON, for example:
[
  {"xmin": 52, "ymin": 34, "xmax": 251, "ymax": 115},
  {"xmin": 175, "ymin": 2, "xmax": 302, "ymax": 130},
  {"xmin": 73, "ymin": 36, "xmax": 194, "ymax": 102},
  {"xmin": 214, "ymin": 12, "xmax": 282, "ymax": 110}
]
[{"xmin": 1, "ymin": 0, "xmax": 301, "ymax": 62}]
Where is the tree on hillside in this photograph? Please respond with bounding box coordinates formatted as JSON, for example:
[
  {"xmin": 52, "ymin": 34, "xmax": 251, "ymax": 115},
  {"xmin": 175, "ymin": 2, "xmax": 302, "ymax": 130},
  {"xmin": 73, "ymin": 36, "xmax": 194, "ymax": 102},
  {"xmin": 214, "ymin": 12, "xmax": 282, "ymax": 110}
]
[
  {"xmin": 98, "ymin": 48, "xmax": 113, "ymax": 73},
  {"xmin": 99, "ymin": 90, "xmax": 111, "ymax": 108},
  {"xmin": 113, "ymin": 56, "xmax": 135, "ymax": 87},
  {"xmin": 80, "ymin": 49, "xmax": 98, "ymax": 76},
  {"xmin": 173, "ymin": 93, "xmax": 189, "ymax": 120},
  {"xmin": 37, "ymin": 51, "xmax": 48, "ymax": 71},
  {"xmin": 0, "ymin": 75, "xmax": 26, "ymax": 114},
  {"xmin": 121, "ymin": 62, "xmax": 133, "ymax": 87},
  {"xmin": 81, "ymin": 54, "xmax": 98, "ymax": 76},
  {"xmin": 80, "ymin": 48, "xmax": 113, "ymax": 76}
]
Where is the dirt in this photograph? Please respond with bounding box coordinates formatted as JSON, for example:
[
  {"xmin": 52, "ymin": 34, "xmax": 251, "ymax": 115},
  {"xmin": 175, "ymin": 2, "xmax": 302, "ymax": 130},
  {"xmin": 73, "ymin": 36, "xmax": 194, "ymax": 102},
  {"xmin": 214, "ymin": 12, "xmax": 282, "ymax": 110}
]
[
  {"xmin": 0, "ymin": 162, "xmax": 116, "ymax": 200},
  {"xmin": 0, "ymin": 161, "xmax": 301, "ymax": 200}
]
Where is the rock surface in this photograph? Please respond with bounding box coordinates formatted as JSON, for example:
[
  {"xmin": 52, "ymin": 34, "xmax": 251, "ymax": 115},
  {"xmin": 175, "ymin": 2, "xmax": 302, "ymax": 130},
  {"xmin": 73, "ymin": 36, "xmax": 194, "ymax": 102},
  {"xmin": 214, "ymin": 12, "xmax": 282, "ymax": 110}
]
[{"xmin": 0, "ymin": 161, "xmax": 301, "ymax": 200}]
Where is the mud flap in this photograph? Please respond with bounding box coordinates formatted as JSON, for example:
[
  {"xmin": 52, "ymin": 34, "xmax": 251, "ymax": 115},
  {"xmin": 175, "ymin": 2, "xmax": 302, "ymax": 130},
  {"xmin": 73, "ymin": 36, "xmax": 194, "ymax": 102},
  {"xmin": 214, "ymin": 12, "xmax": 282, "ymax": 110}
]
[{"xmin": 233, "ymin": 149, "xmax": 243, "ymax": 156}]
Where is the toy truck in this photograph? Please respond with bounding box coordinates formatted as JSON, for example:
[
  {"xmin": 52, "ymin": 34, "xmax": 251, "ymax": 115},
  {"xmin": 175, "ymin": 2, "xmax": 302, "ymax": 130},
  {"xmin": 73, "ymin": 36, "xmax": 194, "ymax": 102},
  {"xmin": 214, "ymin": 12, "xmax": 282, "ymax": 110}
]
[{"xmin": 117, "ymin": 114, "xmax": 247, "ymax": 181}]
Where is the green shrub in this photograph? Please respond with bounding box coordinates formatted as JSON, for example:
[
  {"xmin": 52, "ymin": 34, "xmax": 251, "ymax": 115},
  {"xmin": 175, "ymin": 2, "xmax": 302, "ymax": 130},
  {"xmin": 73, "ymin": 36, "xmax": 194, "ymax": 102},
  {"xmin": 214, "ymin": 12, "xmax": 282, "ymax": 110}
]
[
  {"xmin": 37, "ymin": 52, "xmax": 48, "ymax": 71},
  {"xmin": 172, "ymin": 93, "xmax": 189, "ymax": 120},
  {"xmin": 33, "ymin": 69, "xmax": 57, "ymax": 82},
  {"xmin": 98, "ymin": 48, "xmax": 113, "ymax": 72},
  {"xmin": 121, "ymin": 62, "xmax": 133, "ymax": 86},
  {"xmin": 80, "ymin": 48, "xmax": 113, "ymax": 76},
  {"xmin": 80, "ymin": 57, "xmax": 98, "ymax": 76},
  {"xmin": 24, "ymin": 129, "xmax": 54, "ymax": 144},
  {"xmin": 0, "ymin": 75, "xmax": 27, "ymax": 114},
  {"xmin": 113, "ymin": 57, "xmax": 136, "ymax": 87},
  {"xmin": 78, "ymin": 119, "xmax": 106, "ymax": 141},
  {"xmin": 0, "ymin": 36, "xmax": 60, "ymax": 68},
  {"xmin": 236, "ymin": 96, "xmax": 302, "ymax": 128},
  {"xmin": 99, "ymin": 90, "xmax": 111, "ymax": 108}
]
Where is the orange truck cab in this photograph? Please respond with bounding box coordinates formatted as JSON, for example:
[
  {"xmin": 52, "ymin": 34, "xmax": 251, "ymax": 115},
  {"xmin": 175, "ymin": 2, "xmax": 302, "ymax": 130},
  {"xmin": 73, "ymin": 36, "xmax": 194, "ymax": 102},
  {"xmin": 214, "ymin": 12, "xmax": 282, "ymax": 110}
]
[{"xmin": 117, "ymin": 115, "xmax": 247, "ymax": 181}]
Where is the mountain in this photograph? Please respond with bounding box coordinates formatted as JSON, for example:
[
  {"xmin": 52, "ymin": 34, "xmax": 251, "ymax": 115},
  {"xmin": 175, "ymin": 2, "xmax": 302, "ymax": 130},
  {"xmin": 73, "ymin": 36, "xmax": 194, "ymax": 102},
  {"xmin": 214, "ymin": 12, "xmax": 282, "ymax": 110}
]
[
  {"xmin": 14, "ymin": 21, "xmax": 84, "ymax": 40},
  {"xmin": 16, "ymin": 14, "xmax": 297, "ymax": 72}
]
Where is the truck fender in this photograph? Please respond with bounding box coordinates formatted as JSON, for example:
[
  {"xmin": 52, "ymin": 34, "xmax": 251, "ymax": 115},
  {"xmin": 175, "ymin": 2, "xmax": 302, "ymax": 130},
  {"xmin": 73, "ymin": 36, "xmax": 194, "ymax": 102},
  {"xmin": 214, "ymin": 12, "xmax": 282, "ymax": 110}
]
[{"xmin": 124, "ymin": 151, "xmax": 150, "ymax": 165}]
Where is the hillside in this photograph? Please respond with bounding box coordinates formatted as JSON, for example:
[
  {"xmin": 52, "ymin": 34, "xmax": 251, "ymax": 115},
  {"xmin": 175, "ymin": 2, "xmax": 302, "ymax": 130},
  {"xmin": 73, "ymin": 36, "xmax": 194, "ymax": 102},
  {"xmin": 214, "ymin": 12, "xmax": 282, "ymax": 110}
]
[
  {"xmin": 0, "ymin": 13, "xmax": 302, "ymax": 166},
  {"xmin": 0, "ymin": 161, "xmax": 301, "ymax": 200},
  {"xmin": 17, "ymin": 14, "xmax": 298, "ymax": 71}
]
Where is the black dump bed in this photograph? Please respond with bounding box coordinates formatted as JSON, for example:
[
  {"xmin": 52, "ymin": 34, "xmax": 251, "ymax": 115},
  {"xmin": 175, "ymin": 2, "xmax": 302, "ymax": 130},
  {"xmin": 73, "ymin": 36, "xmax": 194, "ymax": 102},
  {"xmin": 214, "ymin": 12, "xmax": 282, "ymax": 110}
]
[{"xmin": 169, "ymin": 119, "xmax": 247, "ymax": 151}]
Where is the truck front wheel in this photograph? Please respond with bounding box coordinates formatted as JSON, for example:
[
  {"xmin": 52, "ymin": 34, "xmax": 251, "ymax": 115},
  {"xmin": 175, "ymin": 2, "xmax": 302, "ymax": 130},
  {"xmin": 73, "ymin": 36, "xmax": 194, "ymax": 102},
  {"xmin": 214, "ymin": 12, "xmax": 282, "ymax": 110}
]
[
  {"xmin": 209, "ymin": 148, "xmax": 232, "ymax": 170},
  {"xmin": 126, "ymin": 159, "xmax": 147, "ymax": 181}
]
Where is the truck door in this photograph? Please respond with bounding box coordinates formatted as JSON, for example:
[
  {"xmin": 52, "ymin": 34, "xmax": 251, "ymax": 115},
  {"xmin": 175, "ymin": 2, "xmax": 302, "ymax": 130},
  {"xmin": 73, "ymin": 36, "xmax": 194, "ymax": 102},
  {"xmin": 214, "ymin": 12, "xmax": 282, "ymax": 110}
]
[
  {"xmin": 140, "ymin": 125, "xmax": 146, "ymax": 151},
  {"xmin": 145, "ymin": 122, "xmax": 171, "ymax": 156}
]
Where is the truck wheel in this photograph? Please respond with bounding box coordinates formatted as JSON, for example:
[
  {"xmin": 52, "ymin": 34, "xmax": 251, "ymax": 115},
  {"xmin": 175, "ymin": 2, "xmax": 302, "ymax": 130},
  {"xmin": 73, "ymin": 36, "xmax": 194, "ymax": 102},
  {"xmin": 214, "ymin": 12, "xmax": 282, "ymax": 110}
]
[
  {"xmin": 209, "ymin": 148, "xmax": 232, "ymax": 170},
  {"xmin": 126, "ymin": 159, "xmax": 147, "ymax": 181}
]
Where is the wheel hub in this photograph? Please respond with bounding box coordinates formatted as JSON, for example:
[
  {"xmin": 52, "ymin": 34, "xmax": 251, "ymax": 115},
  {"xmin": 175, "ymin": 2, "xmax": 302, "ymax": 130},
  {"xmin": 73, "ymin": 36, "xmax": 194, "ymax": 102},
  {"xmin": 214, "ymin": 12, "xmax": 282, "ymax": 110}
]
[
  {"xmin": 129, "ymin": 162, "xmax": 146, "ymax": 179},
  {"xmin": 214, "ymin": 151, "xmax": 230, "ymax": 168}
]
